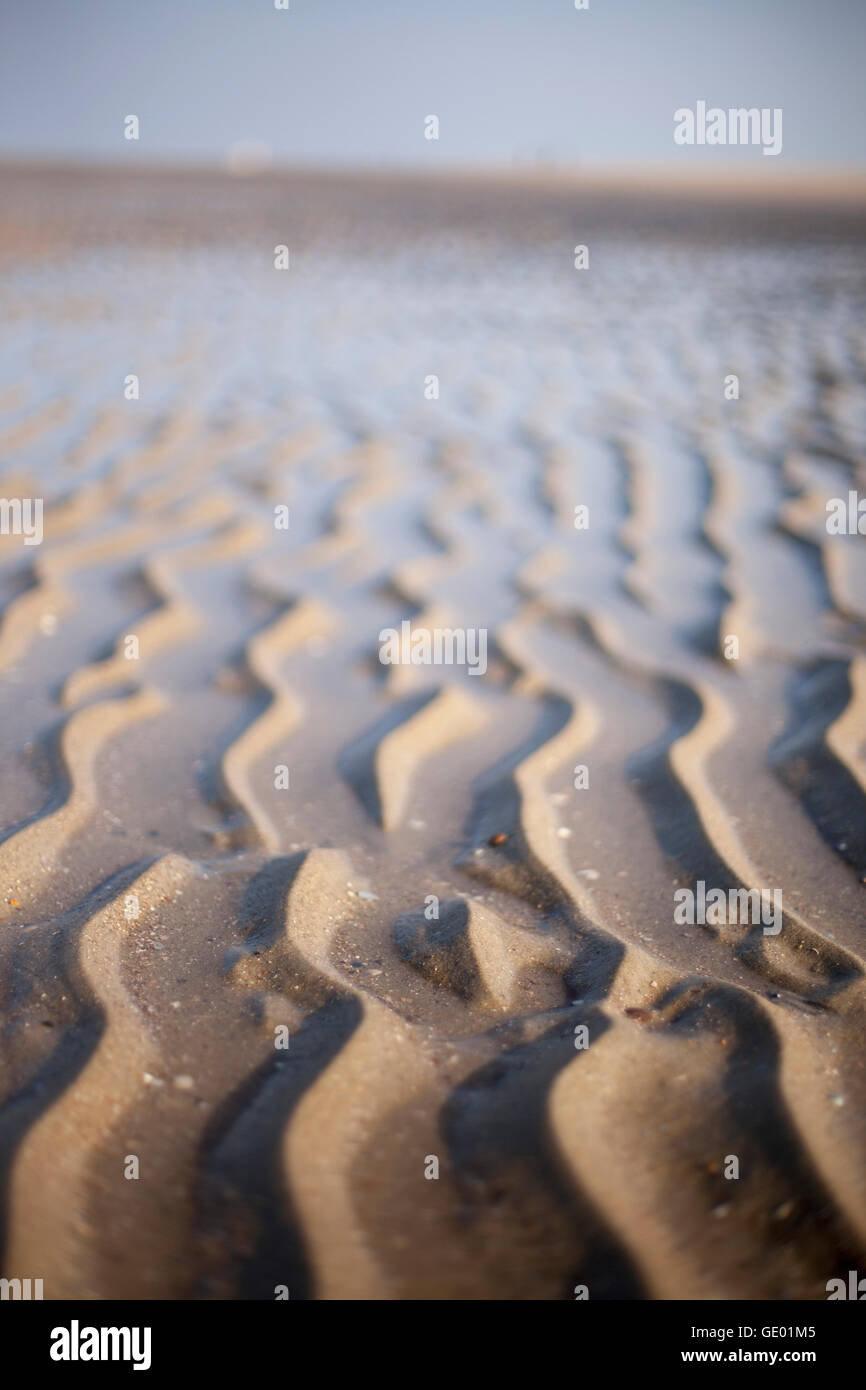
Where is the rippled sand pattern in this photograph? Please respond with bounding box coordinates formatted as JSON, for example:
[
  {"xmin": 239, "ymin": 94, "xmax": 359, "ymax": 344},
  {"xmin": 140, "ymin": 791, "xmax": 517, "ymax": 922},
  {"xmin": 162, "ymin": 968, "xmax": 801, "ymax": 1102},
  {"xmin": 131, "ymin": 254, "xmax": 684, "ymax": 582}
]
[{"xmin": 1, "ymin": 167, "xmax": 865, "ymax": 1299}]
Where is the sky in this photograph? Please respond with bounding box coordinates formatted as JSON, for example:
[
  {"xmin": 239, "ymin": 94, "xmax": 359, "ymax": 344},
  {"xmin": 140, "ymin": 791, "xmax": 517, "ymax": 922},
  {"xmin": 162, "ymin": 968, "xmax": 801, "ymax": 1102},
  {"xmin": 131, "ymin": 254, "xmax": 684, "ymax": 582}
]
[{"xmin": 1, "ymin": 0, "xmax": 864, "ymax": 170}]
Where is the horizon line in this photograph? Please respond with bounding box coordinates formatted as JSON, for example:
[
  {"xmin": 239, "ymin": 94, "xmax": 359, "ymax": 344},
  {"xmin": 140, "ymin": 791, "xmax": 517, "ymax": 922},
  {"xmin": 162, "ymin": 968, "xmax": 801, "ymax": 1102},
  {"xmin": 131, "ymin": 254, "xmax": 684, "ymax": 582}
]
[{"xmin": 3, "ymin": 154, "xmax": 866, "ymax": 203}]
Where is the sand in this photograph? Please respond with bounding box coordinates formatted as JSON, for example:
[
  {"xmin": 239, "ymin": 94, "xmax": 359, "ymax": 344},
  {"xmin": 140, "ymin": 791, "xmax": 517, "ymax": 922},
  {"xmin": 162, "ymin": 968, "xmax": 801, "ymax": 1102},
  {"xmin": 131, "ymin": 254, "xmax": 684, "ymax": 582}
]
[{"xmin": 0, "ymin": 163, "xmax": 865, "ymax": 1300}]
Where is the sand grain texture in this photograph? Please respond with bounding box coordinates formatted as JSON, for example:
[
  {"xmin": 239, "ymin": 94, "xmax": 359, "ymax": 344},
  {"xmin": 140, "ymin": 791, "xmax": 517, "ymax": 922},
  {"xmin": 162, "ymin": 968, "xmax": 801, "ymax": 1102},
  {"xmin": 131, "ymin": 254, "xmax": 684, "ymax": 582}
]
[{"xmin": 0, "ymin": 166, "xmax": 865, "ymax": 1299}]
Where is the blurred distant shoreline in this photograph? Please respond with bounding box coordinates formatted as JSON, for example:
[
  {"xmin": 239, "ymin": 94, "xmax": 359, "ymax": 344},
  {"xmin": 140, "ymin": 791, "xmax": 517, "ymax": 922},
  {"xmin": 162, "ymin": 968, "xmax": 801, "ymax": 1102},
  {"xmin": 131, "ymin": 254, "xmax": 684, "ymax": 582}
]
[{"xmin": 3, "ymin": 159, "xmax": 866, "ymax": 262}]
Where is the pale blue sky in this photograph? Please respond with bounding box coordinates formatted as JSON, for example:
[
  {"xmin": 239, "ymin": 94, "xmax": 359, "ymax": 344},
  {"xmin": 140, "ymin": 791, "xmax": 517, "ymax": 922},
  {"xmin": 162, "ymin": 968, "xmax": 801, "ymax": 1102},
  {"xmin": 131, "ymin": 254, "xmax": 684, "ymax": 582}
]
[{"xmin": 1, "ymin": 0, "xmax": 864, "ymax": 168}]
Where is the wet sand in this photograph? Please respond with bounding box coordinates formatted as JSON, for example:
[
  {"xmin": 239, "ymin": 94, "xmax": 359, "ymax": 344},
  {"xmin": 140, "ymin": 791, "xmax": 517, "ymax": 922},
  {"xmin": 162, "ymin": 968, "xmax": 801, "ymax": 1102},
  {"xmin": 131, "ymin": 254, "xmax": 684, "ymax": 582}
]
[{"xmin": 0, "ymin": 163, "xmax": 865, "ymax": 1299}]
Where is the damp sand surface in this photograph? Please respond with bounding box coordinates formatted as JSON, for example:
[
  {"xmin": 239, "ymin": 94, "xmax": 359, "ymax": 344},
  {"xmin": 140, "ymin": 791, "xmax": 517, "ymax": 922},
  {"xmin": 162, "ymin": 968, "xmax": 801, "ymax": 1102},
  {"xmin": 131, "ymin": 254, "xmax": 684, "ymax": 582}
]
[{"xmin": 0, "ymin": 164, "xmax": 865, "ymax": 1299}]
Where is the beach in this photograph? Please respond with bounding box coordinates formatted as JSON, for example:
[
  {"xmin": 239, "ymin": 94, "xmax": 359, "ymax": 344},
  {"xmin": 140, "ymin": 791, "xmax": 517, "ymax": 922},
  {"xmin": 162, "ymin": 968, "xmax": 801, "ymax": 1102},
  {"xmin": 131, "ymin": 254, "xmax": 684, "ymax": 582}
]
[{"xmin": 0, "ymin": 162, "xmax": 865, "ymax": 1299}]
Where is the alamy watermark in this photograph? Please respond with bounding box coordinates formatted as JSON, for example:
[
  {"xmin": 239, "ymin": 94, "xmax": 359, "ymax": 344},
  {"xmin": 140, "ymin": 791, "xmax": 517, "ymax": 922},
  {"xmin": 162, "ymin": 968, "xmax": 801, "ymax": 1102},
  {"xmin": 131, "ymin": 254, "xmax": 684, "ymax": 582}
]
[
  {"xmin": 50, "ymin": 1321, "xmax": 151, "ymax": 1371},
  {"xmin": 674, "ymin": 102, "xmax": 782, "ymax": 157},
  {"xmin": 378, "ymin": 619, "xmax": 487, "ymax": 676},
  {"xmin": 674, "ymin": 881, "xmax": 782, "ymax": 935},
  {"xmin": 0, "ymin": 497, "xmax": 43, "ymax": 545},
  {"xmin": 826, "ymin": 492, "xmax": 865, "ymax": 535},
  {"xmin": 827, "ymin": 1271, "xmax": 866, "ymax": 1299},
  {"xmin": 1, "ymin": 1276, "xmax": 43, "ymax": 1299}
]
